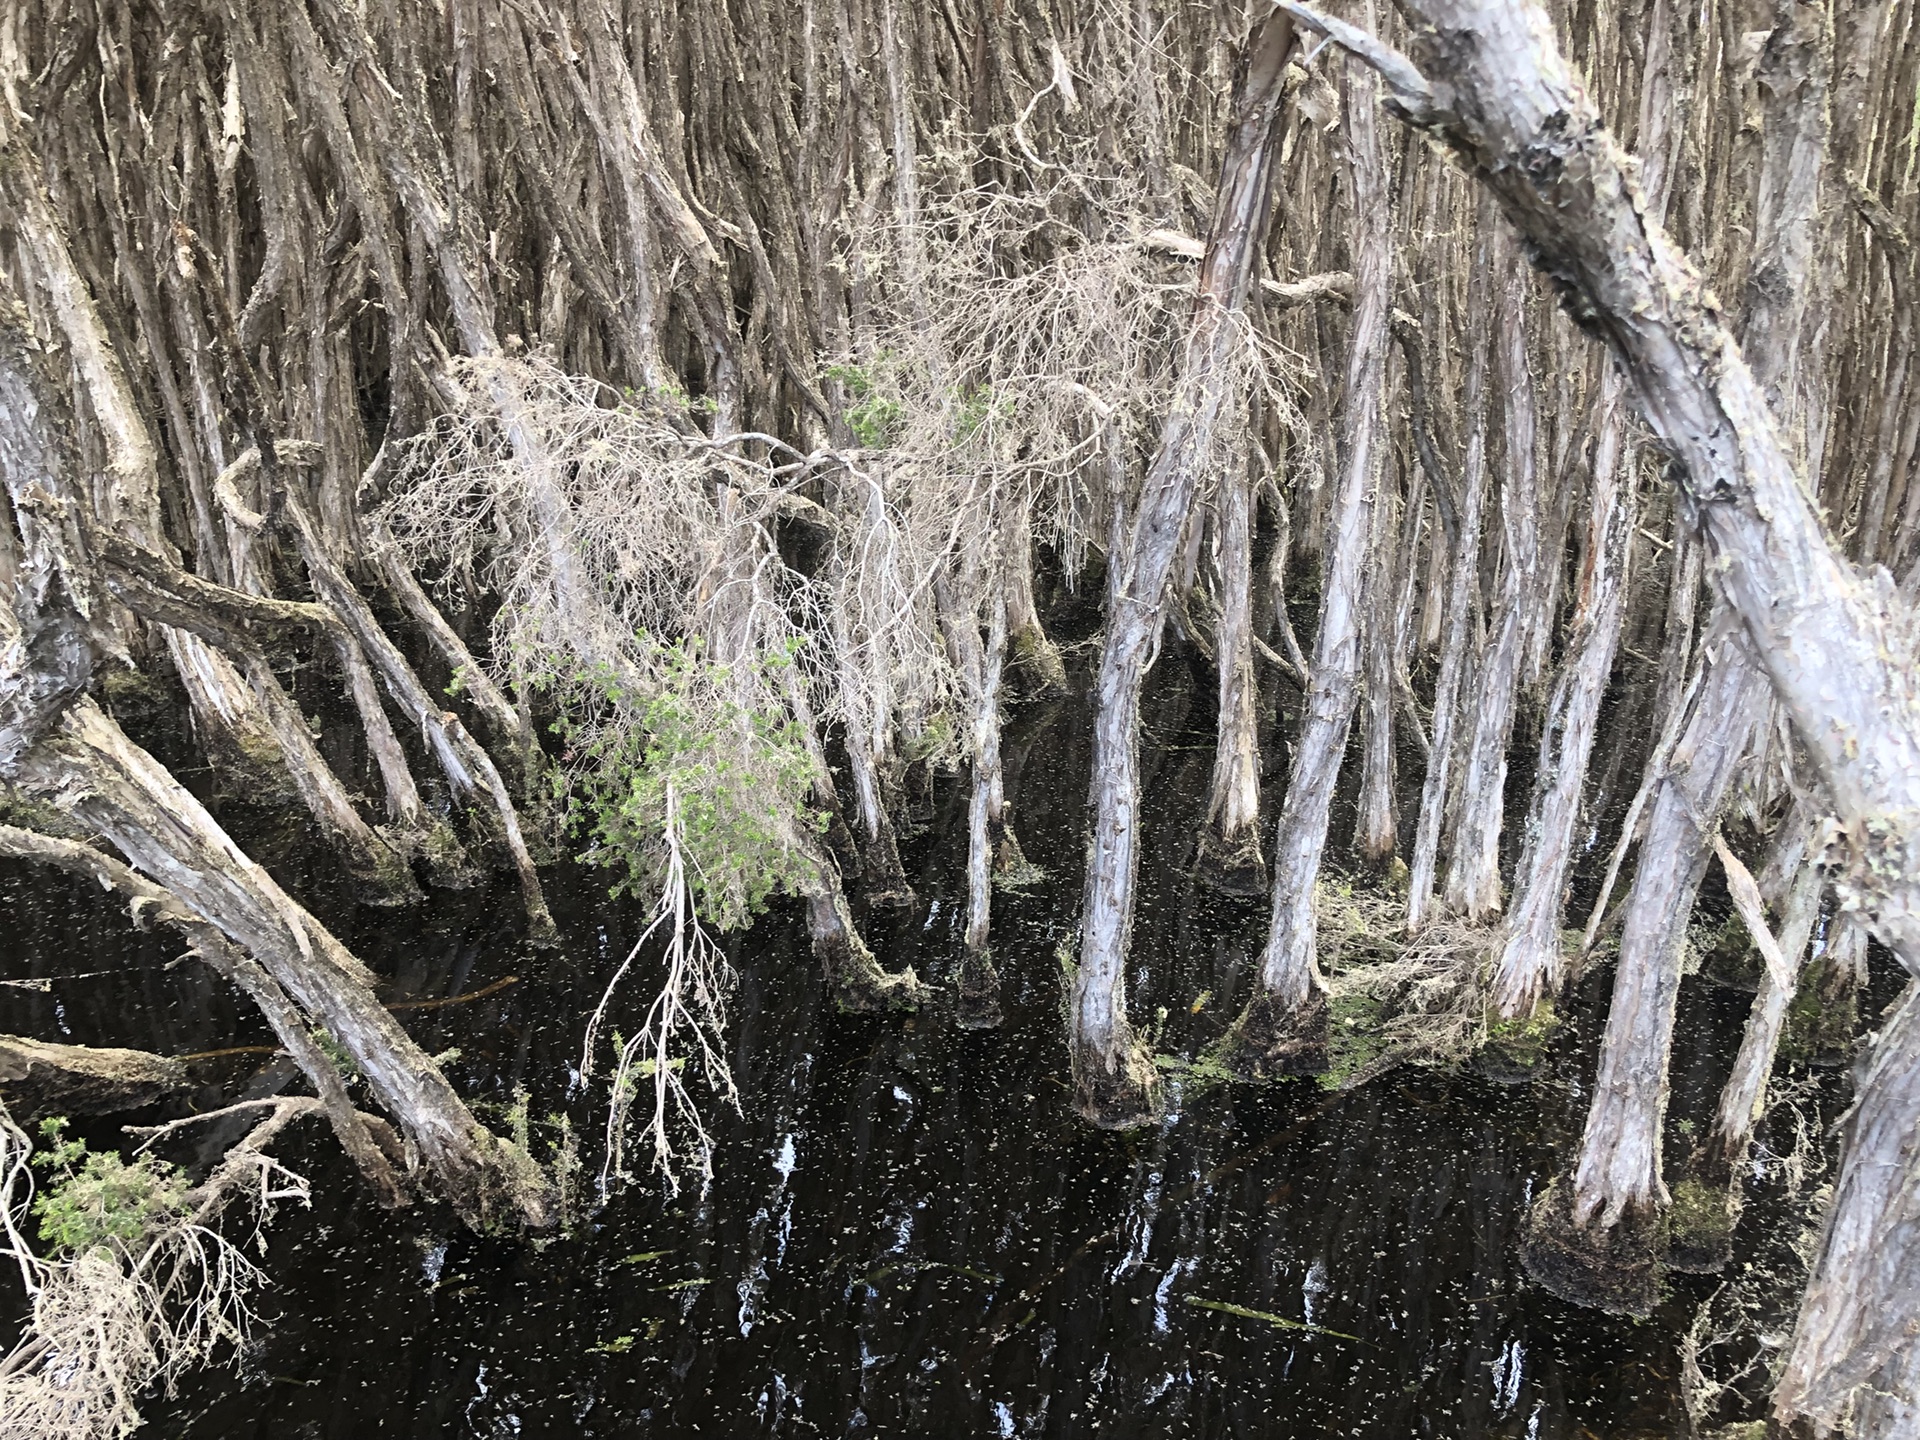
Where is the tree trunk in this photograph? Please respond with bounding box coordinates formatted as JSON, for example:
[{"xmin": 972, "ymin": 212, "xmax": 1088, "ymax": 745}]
[
  {"xmin": 1406, "ymin": 198, "xmax": 1495, "ymax": 935},
  {"xmin": 1488, "ymin": 367, "xmax": 1633, "ymax": 1021},
  {"xmin": 1070, "ymin": 13, "xmax": 1297, "ymax": 1127},
  {"xmin": 1198, "ymin": 456, "xmax": 1267, "ymax": 894},
  {"xmin": 1219, "ymin": 37, "xmax": 1390, "ymax": 1078},
  {"xmin": 1442, "ymin": 240, "xmax": 1540, "ymax": 923}
]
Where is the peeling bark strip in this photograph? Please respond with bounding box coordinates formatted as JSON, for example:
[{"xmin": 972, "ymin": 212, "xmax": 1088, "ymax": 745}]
[
  {"xmin": 1071, "ymin": 13, "xmax": 1296, "ymax": 1127},
  {"xmin": 1290, "ymin": 0, "xmax": 1920, "ymax": 1426}
]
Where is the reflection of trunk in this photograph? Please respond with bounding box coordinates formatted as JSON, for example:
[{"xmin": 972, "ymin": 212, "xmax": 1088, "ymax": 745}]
[
  {"xmin": 1220, "ymin": 40, "xmax": 1389, "ymax": 1077},
  {"xmin": 1198, "ymin": 461, "xmax": 1266, "ymax": 893},
  {"xmin": 1443, "ymin": 243, "xmax": 1539, "ymax": 922},
  {"xmin": 1489, "ymin": 369, "xmax": 1633, "ymax": 1018},
  {"xmin": 1074, "ymin": 13, "xmax": 1296, "ymax": 1126}
]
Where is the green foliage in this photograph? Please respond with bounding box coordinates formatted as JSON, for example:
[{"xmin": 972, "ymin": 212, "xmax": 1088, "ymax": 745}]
[
  {"xmin": 1482, "ymin": 1000, "xmax": 1561, "ymax": 1072},
  {"xmin": 31, "ymin": 1118, "xmax": 189, "ymax": 1256},
  {"xmin": 1320, "ymin": 989, "xmax": 1391, "ymax": 1090},
  {"xmin": 1668, "ymin": 1175, "xmax": 1735, "ymax": 1249},
  {"xmin": 553, "ymin": 638, "xmax": 824, "ymax": 930},
  {"xmin": 823, "ymin": 361, "xmax": 904, "ymax": 447},
  {"xmin": 314, "ymin": 1027, "xmax": 363, "ymax": 1084}
]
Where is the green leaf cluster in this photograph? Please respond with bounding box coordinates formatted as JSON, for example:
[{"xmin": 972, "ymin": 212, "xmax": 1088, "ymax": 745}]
[
  {"xmin": 824, "ymin": 361, "xmax": 904, "ymax": 447},
  {"xmin": 31, "ymin": 1118, "xmax": 190, "ymax": 1256},
  {"xmin": 555, "ymin": 638, "xmax": 824, "ymax": 930}
]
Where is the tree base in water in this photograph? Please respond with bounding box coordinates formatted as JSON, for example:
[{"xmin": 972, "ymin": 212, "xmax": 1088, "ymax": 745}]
[
  {"xmin": 1195, "ymin": 823, "xmax": 1268, "ymax": 897},
  {"xmin": 1781, "ymin": 955, "xmax": 1861, "ymax": 1068},
  {"xmin": 1213, "ymin": 988, "xmax": 1329, "ymax": 1079},
  {"xmin": 956, "ymin": 951, "xmax": 1003, "ymax": 1030},
  {"xmin": 1474, "ymin": 1001, "xmax": 1561, "ymax": 1084},
  {"xmin": 819, "ymin": 931, "xmax": 923, "ymax": 1013},
  {"xmin": 1008, "ymin": 623, "xmax": 1069, "ymax": 701},
  {"xmin": 1665, "ymin": 1155, "xmax": 1737, "ymax": 1275},
  {"xmin": 1071, "ymin": 1040, "xmax": 1160, "ymax": 1129},
  {"xmin": 1519, "ymin": 1178, "xmax": 1665, "ymax": 1316}
]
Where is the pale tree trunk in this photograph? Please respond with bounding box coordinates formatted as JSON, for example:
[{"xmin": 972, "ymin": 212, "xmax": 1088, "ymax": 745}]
[
  {"xmin": 1487, "ymin": 369, "xmax": 1632, "ymax": 1020},
  {"xmin": 1517, "ymin": 642, "xmax": 1768, "ymax": 1313},
  {"xmin": 1406, "ymin": 201, "xmax": 1494, "ymax": 935},
  {"xmin": 1219, "ymin": 36, "xmax": 1390, "ymax": 1077},
  {"xmin": 1442, "ymin": 240, "xmax": 1540, "ymax": 922},
  {"xmin": 1301, "ymin": 0, "xmax": 1920, "ymax": 1417},
  {"xmin": 936, "ymin": 559, "xmax": 1015, "ymax": 1029},
  {"xmin": 1356, "ymin": 393, "xmax": 1401, "ymax": 868},
  {"xmin": 1198, "ymin": 455, "xmax": 1267, "ymax": 894},
  {"xmin": 1073, "ymin": 13, "xmax": 1296, "ymax": 1126}
]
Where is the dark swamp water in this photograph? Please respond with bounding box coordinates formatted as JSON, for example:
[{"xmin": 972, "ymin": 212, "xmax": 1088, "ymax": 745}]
[{"xmin": 1, "ymin": 655, "xmax": 1866, "ymax": 1440}]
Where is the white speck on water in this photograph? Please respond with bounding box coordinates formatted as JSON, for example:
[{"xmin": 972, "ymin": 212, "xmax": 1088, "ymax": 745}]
[{"xmin": 1303, "ymin": 1258, "xmax": 1329, "ymax": 1326}]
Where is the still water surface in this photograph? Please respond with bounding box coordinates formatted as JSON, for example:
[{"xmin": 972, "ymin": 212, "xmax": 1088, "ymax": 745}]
[{"xmin": 1, "ymin": 677, "xmax": 1830, "ymax": 1438}]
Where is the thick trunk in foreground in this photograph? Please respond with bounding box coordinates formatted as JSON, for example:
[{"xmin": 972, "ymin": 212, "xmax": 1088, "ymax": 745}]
[
  {"xmin": 1219, "ymin": 41, "xmax": 1390, "ymax": 1078},
  {"xmin": 1071, "ymin": 13, "xmax": 1295, "ymax": 1127},
  {"xmin": 1516, "ymin": 641, "xmax": 1766, "ymax": 1315},
  {"xmin": 1309, "ymin": 0, "xmax": 1920, "ymax": 1412}
]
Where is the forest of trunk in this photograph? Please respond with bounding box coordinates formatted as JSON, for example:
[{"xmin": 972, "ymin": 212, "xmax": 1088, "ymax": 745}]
[{"xmin": 0, "ymin": 0, "xmax": 1917, "ymax": 1434}]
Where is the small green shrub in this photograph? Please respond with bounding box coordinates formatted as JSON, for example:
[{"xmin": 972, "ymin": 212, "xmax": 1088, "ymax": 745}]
[
  {"xmin": 823, "ymin": 360, "xmax": 903, "ymax": 447},
  {"xmin": 552, "ymin": 637, "xmax": 824, "ymax": 930},
  {"xmin": 31, "ymin": 1118, "xmax": 189, "ymax": 1255}
]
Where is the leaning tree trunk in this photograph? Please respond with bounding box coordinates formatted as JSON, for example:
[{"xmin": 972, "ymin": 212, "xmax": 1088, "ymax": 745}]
[
  {"xmin": 1070, "ymin": 12, "xmax": 1296, "ymax": 1127},
  {"xmin": 0, "ymin": 310, "xmax": 549, "ymax": 1231},
  {"xmin": 1218, "ymin": 33, "xmax": 1391, "ymax": 1079},
  {"xmin": 1297, "ymin": 0, "xmax": 1920, "ymax": 1421},
  {"xmin": 1666, "ymin": 828, "xmax": 1825, "ymax": 1274}
]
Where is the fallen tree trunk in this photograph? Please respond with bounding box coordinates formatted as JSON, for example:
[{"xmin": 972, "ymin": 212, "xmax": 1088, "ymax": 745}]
[{"xmin": 0, "ymin": 1037, "xmax": 189, "ymax": 1119}]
